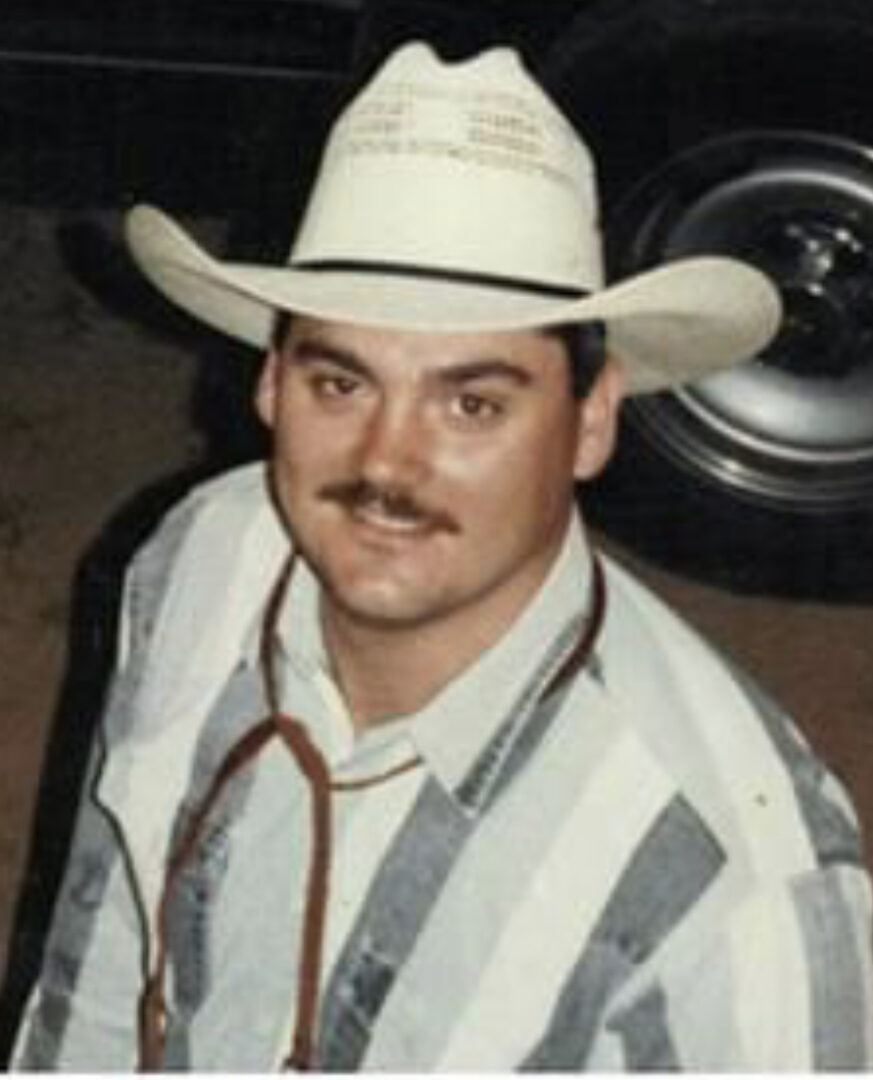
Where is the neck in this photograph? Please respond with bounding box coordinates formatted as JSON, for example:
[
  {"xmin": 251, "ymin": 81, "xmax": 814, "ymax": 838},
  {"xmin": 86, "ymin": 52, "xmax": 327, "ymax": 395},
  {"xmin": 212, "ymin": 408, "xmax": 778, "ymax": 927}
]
[
  {"xmin": 322, "ymin": 620, "xmax": 454, "ymax": 731},
  {"xmin": 321, "ymin": 608, "xmax": 502, "ymax": 732}
]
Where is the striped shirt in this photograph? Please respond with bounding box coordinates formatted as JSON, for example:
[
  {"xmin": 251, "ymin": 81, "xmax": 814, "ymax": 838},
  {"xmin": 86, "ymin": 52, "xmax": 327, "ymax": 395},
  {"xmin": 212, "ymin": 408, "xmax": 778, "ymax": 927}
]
[{"xmin": 13, "ymin": 463, "xmax": 873, "ymax": 1070}]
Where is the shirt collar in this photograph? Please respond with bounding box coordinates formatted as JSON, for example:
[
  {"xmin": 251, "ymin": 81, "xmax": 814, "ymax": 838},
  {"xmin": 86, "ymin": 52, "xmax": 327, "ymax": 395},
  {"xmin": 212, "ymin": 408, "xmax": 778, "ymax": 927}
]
[
  {"xmin": 405, "ymin": 513, "xmax": 593, "ymax": 799},
  {"xmin": 240, "ymin": 551, "xmax": 324, "ymax": 675}
]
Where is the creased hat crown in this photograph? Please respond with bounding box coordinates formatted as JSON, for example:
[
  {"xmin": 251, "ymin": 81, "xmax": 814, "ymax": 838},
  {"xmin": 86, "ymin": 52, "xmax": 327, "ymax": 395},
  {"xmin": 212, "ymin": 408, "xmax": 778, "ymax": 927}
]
[{"xmin": 290, "ymin": 42, "xmax": 604, "ymax": 292}]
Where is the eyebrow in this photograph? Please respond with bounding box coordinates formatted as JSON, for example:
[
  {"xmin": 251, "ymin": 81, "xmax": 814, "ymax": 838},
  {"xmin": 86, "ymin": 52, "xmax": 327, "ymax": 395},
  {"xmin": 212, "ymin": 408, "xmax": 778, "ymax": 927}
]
[
  {"xmin": 436, "ymin": 360, "xmax": 533, "ymax": 388},
  {"xmin": 286, "ymin": 336, "xmax": 534, "ymax": 388},
  {"xmin": 286, "ymin": 337, "xmax": 371, "ymax": 377}
]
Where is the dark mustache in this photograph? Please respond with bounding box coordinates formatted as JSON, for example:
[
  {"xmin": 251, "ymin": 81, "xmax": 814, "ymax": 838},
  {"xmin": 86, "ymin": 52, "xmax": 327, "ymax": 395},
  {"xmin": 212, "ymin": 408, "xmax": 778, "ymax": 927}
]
[{"xmin": 319, "ymin": 480, "xmax": 460, "ymax": 533}]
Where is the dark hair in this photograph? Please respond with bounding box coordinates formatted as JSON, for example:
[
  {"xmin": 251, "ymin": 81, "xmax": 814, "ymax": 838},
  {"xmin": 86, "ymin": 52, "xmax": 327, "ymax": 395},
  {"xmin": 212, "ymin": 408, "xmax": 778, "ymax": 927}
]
[
  {"xmin": 270, "ymin": 310, "xmax": 606, "ymax": 399},
  {"xmin": 271, "ymin": 309, "xmax": 295, "ymax": 352},
  {"xmin": 544, "ymin": 322, "xmax": 607, "ymax": 399}
]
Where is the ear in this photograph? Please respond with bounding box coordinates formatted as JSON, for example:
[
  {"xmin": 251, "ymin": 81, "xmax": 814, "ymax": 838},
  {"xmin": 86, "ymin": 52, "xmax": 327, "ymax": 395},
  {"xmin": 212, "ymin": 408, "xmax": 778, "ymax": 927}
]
[
  {"xmin": 254, "ymin": 350, "xmax": 281, "ymax": 430},
  {"xmin": 573, "ymin": 357, "xmax": 625, "ymax": 481}
]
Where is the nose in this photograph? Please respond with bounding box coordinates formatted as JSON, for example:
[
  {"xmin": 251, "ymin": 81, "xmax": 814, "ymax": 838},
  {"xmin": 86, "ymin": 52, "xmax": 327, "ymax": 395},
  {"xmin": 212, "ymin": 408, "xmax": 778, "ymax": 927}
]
[{"xmin": 355, "ymin": 397, "xmax": 430, "ymax": 489}]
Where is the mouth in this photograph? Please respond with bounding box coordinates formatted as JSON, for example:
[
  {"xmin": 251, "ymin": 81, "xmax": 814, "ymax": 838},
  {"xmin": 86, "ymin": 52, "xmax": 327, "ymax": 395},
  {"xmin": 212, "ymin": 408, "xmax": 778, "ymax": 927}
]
[
  {"xmin": 320, "ymin": 481, "xmax": 459, "ymax": 541},
  {"xmin": 346, "ymin": 500, "xmax": 441, "ymax": 540}
]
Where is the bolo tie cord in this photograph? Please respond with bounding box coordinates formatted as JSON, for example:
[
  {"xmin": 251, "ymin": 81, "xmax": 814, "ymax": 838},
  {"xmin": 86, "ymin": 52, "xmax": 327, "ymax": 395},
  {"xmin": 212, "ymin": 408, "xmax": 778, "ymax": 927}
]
[
  {"xmin": 137, "ymin": 551, "xmax": 605, "ymax": 1071},
  {"xmin": 136, "ymin": 556, "xmax": 422, "ymax": 1071}
]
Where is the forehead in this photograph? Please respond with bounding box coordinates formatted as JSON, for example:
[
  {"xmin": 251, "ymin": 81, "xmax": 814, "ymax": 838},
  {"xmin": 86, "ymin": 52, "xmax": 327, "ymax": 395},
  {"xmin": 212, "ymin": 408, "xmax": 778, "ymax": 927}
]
[{"xmin": 283, "ymin": 315, "xmax": 567, "ymax": 377}]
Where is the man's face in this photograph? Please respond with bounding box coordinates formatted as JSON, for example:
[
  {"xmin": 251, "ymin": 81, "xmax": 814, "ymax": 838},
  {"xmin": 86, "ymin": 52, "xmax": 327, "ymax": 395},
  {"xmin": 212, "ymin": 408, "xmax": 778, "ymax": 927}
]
[{"xmin": 256, "ymin": 316, "xmax": 621, "ymax": 640}]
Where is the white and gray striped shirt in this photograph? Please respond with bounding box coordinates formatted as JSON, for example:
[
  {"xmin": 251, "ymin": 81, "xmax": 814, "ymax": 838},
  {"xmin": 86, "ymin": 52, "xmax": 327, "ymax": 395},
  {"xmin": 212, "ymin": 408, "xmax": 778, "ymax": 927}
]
[{"xmin": 13, "ymin": 464, "xmax": 873, "ymax": 1070}]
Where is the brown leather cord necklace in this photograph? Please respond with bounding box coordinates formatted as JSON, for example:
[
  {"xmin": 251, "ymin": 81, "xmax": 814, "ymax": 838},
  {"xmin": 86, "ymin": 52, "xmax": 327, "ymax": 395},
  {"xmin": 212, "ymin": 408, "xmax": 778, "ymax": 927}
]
[
  {"xmin": 137, "ymin": 555, "xmax": 423, "ymax": 1071},
  {"xmin": 136, "ymin": 551, "xmax": 606, "ymax": 1071}
]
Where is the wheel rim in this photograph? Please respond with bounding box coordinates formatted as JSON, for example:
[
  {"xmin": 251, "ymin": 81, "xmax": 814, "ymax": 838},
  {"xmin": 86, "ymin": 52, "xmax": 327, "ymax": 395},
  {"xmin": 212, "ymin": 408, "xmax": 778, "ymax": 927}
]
[{"xmin": 610, "ymin": 131, "xmax": 873, "ymax": 511}]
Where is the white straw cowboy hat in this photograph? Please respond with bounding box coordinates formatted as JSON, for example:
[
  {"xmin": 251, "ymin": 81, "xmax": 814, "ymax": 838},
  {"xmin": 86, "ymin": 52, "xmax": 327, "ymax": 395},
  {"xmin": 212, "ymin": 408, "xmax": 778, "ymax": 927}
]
[{"xmin": 125, "ymin": 41, "xmax": 781, "ymax": 395}]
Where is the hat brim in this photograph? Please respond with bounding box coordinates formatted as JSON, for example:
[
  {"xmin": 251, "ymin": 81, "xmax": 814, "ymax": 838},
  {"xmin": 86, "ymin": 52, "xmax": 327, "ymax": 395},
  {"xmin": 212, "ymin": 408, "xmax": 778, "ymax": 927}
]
[{"xmin": 126, "ymin": 205, "xmax": 782, "ymax": 396}]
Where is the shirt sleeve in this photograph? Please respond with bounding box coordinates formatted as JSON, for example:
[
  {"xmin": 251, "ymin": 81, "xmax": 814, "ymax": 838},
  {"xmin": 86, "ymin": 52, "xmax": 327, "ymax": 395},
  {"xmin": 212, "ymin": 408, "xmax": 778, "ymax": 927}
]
[
  {"xmin": 595, "ymin": 862, "xmax": 873, "ymax": 1070},
  {"xmin": 10, "ymin": 575, "xmax": 147, "ymax": 1072}
]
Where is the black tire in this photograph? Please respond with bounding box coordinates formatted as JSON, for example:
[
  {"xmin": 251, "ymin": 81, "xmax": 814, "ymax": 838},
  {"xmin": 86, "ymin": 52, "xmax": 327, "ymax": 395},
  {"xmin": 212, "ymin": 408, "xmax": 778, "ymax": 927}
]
[{"xmin": 545, "ymin": 0, "xmax": 873, "ymax": 599}]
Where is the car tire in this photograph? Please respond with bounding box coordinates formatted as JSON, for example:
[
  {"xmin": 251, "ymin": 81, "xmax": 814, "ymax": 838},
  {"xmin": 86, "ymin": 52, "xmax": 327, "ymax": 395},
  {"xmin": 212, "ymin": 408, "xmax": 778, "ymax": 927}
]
[{"xmin": 545, "ymin": 0, "xmax": 873, "ymax": 598}]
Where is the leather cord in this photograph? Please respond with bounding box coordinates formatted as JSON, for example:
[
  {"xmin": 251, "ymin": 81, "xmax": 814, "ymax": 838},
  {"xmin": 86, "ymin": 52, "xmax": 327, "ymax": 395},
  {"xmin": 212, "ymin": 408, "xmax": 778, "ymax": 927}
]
[{"xmin": 137, "ymin": 557, "xmax": 423, "ymax": 1071}]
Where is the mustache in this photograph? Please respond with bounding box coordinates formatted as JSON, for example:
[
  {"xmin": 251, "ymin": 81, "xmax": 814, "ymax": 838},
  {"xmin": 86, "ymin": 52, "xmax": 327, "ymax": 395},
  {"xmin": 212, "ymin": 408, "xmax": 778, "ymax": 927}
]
[{"xmin": 318, "ymin": 479, "xmax": 461, "ymax": 534}]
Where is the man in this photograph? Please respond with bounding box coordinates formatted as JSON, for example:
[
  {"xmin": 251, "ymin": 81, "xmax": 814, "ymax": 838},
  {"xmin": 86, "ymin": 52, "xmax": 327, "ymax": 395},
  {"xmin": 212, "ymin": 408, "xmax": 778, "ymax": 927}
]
[{"xmin": 12, "ymin": 41, "xmax": 873, "ymax": 1070}]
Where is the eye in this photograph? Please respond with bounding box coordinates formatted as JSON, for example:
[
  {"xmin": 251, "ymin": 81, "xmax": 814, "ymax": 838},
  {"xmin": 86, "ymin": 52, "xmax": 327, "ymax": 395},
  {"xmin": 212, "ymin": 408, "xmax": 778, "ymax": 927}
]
[
  {"xmin": 309, "ymin": 371, "xmax": 363, "ymax": 400},
  {"xmin": 451, "ymin": 391, "xmax": 504, "ymax": 423}
]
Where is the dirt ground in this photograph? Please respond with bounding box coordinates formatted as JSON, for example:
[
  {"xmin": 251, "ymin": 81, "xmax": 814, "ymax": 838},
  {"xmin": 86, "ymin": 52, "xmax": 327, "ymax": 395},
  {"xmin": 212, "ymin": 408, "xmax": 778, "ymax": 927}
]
[{"xmin": 1, "ymin": 205, "xmax": 872, "ymax": 1047}]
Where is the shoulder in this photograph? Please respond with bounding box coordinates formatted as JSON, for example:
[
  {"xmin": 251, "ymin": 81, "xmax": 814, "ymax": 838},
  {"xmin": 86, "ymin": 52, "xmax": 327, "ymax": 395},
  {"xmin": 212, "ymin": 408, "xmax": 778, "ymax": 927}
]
[
  {"xmin": 594, "ymin": 555, "xmax": 866, "ymax": 881},
  {"xmin": 99, "ymin": 462, "xmax": 291, "ymax": 751},
  {"xmin": 131, "ymin": 461, "xmax": 279, "ymax": 576},
  {"xmin": 137, "ymin": 462, "xmax": 274, "ymax": 561},
  {"xmin": 595, "ymin": 554, "xmax": 756, "ymax": 728},
  {"xmin": 121, "ymin": 463, "xmax": 288, "ymax": 657}
]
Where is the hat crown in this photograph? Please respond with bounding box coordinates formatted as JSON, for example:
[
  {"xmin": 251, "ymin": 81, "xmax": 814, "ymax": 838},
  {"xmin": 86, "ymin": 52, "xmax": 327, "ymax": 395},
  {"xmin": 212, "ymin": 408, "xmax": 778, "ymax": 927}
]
[{"xmin": 290, "ymin": 42, "xmax": 604, "ymax": 292}]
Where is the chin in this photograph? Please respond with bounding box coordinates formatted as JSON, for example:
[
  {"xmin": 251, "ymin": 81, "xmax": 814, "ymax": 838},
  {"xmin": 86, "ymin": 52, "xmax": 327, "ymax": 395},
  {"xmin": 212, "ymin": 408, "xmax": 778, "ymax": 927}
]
[
  {"xmin": 325, "ymin": 577, "xmax": 454, "ymax": 631},
  {"xmin": 333, "ymin": 594, "xmax": 435, "ymax": 630}
]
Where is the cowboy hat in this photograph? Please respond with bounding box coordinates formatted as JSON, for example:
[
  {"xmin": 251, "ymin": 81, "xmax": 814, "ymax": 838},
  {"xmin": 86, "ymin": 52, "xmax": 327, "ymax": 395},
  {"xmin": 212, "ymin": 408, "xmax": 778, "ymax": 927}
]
[{"xmin": 125, "ymin": 42, "xmax": 782, "ymax": 395}]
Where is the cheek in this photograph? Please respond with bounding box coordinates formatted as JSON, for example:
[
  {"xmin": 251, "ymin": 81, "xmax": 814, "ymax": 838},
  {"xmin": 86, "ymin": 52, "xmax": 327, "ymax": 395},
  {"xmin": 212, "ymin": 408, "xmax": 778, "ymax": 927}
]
[
  {"xmin": 270, "ymin": 403, "xmax": 351, "ymax": 478},
  {"xmin": 463, "ymin": 416, "xmax": 578, "ymax": 489},
  {"xmin": 434, "ymin": 438, "xmax": 564, "ymax": 527},
  {"xmin": 497, "ymin": 432, "xmax": 579, "ymax": 529},
  {"xmin": 427, "ymin": 440, "xmax": 505, "ymax": 496}
]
